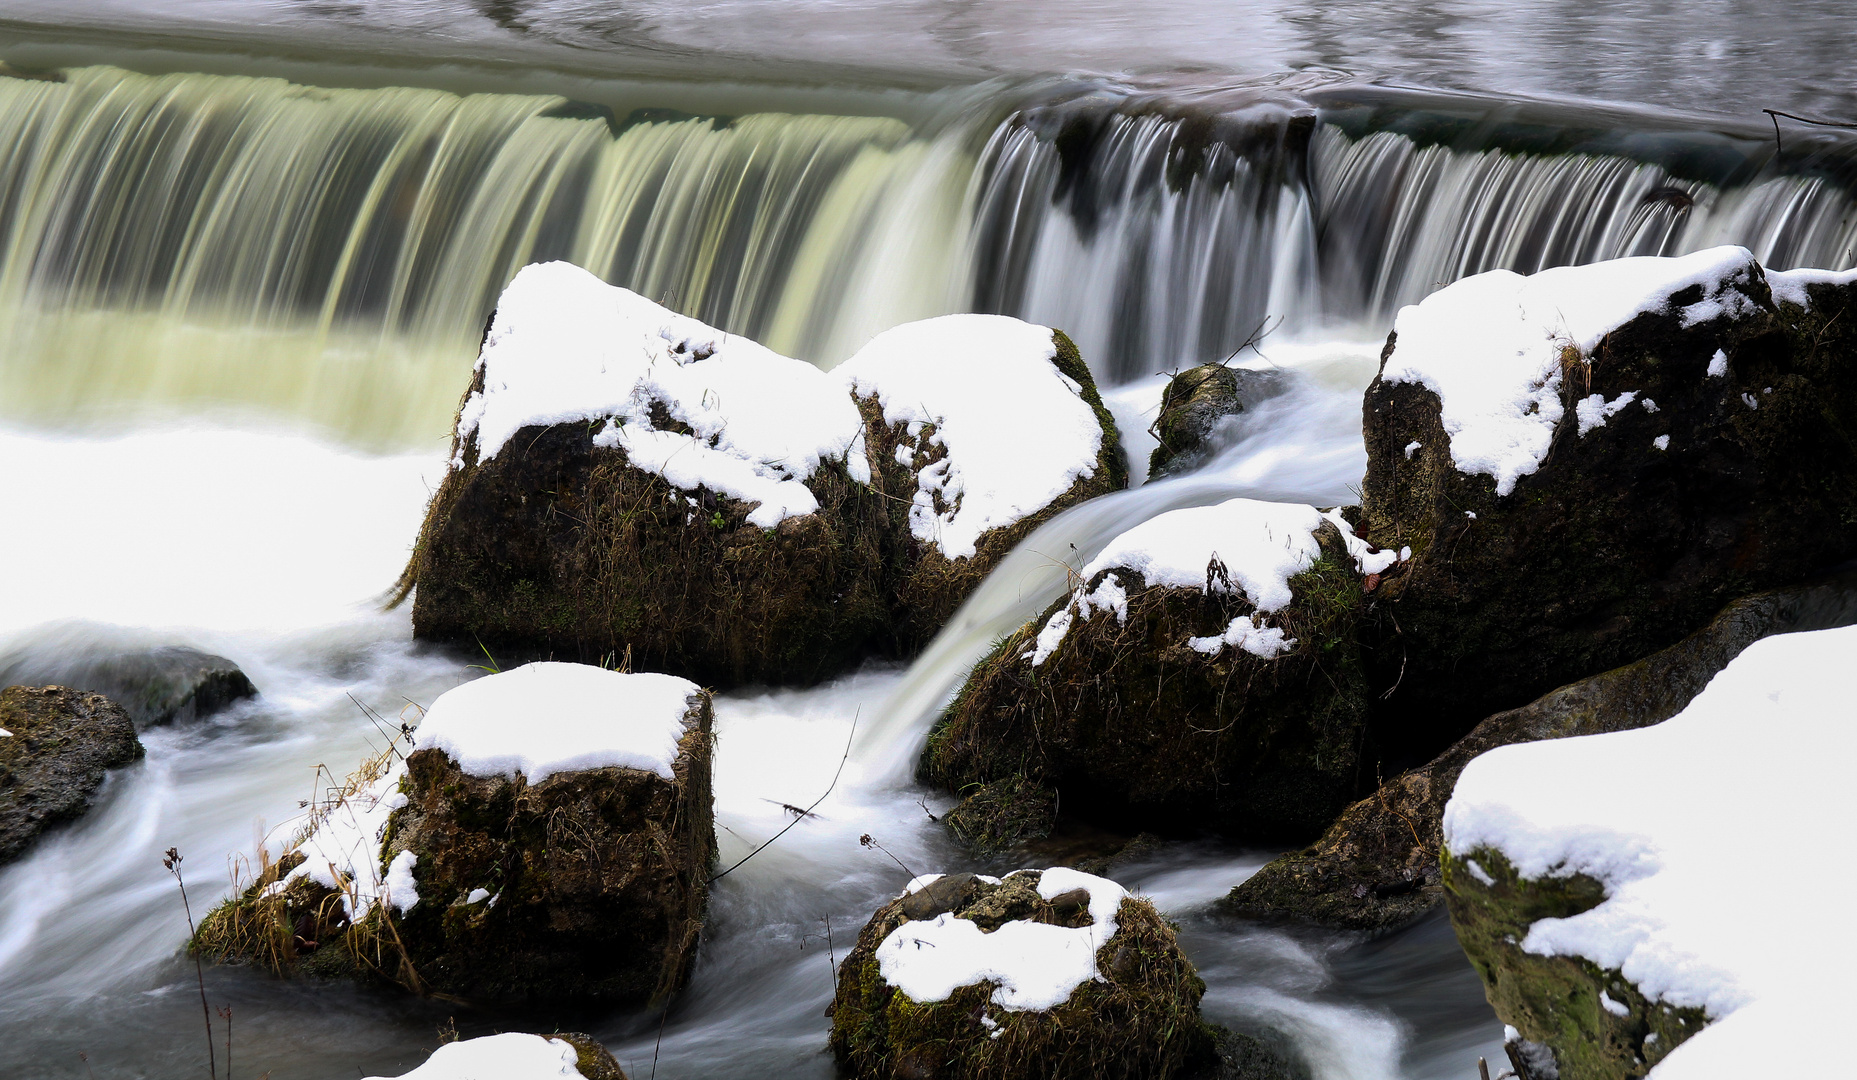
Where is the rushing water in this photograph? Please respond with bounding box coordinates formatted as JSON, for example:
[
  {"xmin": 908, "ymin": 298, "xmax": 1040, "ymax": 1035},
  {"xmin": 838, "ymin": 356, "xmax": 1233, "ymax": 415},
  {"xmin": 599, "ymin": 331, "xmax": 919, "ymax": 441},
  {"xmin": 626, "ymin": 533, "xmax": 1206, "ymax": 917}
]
[{"xmin": 2, "ymin": 13, "xmax": 1854, "ymax": 1080}]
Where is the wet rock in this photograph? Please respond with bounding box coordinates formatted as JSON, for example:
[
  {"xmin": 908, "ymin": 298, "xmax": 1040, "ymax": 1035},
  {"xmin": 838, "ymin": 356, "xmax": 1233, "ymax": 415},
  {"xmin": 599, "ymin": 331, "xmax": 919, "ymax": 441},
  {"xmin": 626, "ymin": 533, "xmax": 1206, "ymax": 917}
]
[
  {"xmin": 841, "ymin": 317, "xmax": 1128, "ymax": 646},
  {"xmin": 0, "ymin": 685, "xmax": 143, "ymax": 865},
  {"xmin": 1224, "ymin": 570, "xmax": 1857, "ymax": 932},
  {"xmin": 1359, "ymin": 249, "xmax": 1857, "ymax": 756},
  {"xmin": 941, "ymin": 776, "xmax": 1059, "ymax": 857},
  {"xmin": 0, "ymin": 642, "xmax": 255, "ymax": 729},
  {"xmin": 922, "ymin": 499, "xmax": 1381, "ymax": 840},
  {"xmin": 829, "ymin": 868, "xmax": 1213, "ymax": 1080},
  {"xmin": 1185, "ymin": 1028, "xmax": 1305, "ymax": 1080},
  {"xmin": 1148, "ymin": 363, "xmax": 1287, "ymax": 480}
]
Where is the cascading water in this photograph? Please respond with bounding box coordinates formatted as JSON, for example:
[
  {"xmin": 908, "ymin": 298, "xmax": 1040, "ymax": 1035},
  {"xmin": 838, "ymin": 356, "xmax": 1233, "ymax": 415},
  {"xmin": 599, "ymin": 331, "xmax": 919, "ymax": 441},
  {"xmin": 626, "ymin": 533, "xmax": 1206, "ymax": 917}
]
[{"xmin": 3, "ymin": 49, "xmax": 1857, "ymax": 1080}]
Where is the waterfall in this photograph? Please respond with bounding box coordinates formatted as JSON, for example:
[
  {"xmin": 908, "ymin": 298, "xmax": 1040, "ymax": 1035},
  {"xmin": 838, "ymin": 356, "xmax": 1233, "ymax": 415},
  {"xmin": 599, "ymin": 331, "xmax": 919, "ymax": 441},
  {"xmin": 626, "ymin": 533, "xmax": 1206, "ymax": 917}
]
[{"xmin": 2, "ymin": 64, "xmax": 1855, "ymax": 446}]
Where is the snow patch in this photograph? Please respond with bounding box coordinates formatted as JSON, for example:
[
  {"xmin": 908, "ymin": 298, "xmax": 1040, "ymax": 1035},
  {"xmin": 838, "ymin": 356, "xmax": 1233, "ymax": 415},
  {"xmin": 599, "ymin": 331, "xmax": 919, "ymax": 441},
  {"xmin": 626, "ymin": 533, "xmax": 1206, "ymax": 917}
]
[
  {"xmin": 838, "ymin": 314, "xmax": 1105, "ymax": 560},
  {"xmin": 1767, "ymin": 266, "xmax": 1857, "ymax": 309},
  {"xmin": 1575, "ymin": 391, "xmax": 1639, "ymax": 435},
  {"xmin": 875, "ymin": 868, "xmax": 1127, "ymax": 1012},
  {"xmin": 1404, "ymin": 440, "xmax": 1422, "ymax": 459},
  {"xmin": 456, "ymin": 261, "xmax": 868, "ymax": 528},
  {"xmin": 1706, "ymin": 350, "xmax": 1729, "ymax": 377},
  {"xmin": 1383, "ymin": 247, "xmax": 1763, "ymax": 496},
  {"xmin": 1187, "ymin": 615, "xmax": 1295, "ymax": 659},
  {"xmin": 284, "ymin": 757, "xmax": 414, "ymax": 920},
  {"xmin": 1653, "ymin": 435, "xmax": 1670, "ymax": 451},
  {"xmin": 363, "ymin": 1033, "xmax": 589, "ymax": 1080},
  {"xmin": 415, "ymin": 662, "xmax": 699, "ymax": 784},
  {"xmin": 1443, "ymin": 625, "xmax": 1857, "ymax": 1077}
]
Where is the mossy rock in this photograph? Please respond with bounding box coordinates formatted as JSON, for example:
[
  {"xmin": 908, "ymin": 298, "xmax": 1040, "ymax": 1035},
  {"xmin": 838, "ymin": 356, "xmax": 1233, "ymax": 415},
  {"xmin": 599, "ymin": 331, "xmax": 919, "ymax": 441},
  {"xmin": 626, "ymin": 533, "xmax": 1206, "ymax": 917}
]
[
  {"xmin": 942, "ymin": 776, "xmax": 1059, "ymax": 857},
  {"xmin": 0, "ymin": 685, "xmax": 143, "ymax": 865},
  {"xmin": 921, "ymin": 521, "xmax": 1371, "ymax": 841},
  {"xmin": 1443, "ymin": 847, "xmax": 1705, "ymax": 1080},
  {"xmin": 856, "ymin": 329, "xmax": 1128, "ymax": 646},
  {"xmin": 384, "ymin": 692, "xmax": 715, "ymax": 1005},
  {"xmin": 195, "ymin": 692, "xmax": 715, "ymax": 1006},
  {"xmin": 403, "ymin": 395, "xmax": 895, "ymax": 688},
  {"xmin": 828, "ymin": 870, "xmax": 1214, "ymax": 1080},
  {"xmin": 1360, "ymin": 257, "xmax": 1857, "ymax": 758},
  {"xmin": 1225, "ymin": 570, "xmax": 1857, "ymax": 931},
  {"xmin": 1147, "ymin": 364, "xmax": 1286, "ymax": 480}
]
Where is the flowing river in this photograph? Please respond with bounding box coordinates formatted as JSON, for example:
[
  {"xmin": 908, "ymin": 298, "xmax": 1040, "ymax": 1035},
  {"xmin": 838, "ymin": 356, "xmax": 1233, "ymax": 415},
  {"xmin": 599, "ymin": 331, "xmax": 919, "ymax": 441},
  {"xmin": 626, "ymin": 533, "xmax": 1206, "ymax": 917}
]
[{"xmin": 1, "ymin": 7, "xmax": 1853, "ymax": 1078}]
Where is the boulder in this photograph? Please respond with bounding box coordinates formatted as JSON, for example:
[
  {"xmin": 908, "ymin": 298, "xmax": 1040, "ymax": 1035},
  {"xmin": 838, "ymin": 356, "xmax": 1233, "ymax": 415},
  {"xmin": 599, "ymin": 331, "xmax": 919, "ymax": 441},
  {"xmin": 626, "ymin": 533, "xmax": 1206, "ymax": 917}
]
[
  {"xmin": 840, "ymin": 316, "xmax": 1127, "ymax": 642},
  {"xmin": 195, "ymin": 663, "xmax": 714, "ymax": 1006},
  {"xmin": 0, "ymin": 640, "xmax": 254, "ymax": 729},
  {"xmin": 1224, "ymin": 570, "xmax": 1857, "ymax": 932},
  {"xmin": 1440, "ymin": 624, "xmax": 1857, "ymax": 1080},
  {"xmin": 399, "ymin": 263, "xmax": 1125, "ymax": 688},
  {"xmin": 921, "ymin": 498, "xmax": 1393, "ymax": 840},
  {"xmin": 1147, "ymin": 363, "xmax": 1287, "ymax": 480},
  {"xmin": 1359, "ymin": 247, "xmax": 1857, "ymax": 754},
  {"xmin": 364, "ymin": 1032, "xmax": 626, "ymax": 1080},
  {"xmin": 828, "ymin": 868, "xmax": 1212, "ymax": 1080},
  {"xmin": 0, "ymin": 685, "xmax": 142, "ymax": 865}
]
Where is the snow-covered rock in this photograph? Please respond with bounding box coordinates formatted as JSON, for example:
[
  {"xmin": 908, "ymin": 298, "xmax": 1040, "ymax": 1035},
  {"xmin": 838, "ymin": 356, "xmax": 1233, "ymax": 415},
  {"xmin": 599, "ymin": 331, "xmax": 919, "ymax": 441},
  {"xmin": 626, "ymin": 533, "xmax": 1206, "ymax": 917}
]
[
  {"xmin": 923, "ymin": 498, "xmax": 1390, "ymax": 840},
  {"xmin": 1359, "ymin": 245, "xmax": 1857, "ymax": 748},
  {"xmin": 402, "ymin": 264, "xmax": 1124, "ymax": 687},
  {"xmin": 1441, "ymin": 623, "xmax": 1857, "ymax": 1080},
  {"xmin": 829, "ymin": 868, "xmax": 1210, "ymax": 1080},
  {"xmin": 840, "ymin": 315, "xmax": 1126, "ymax": 640},
  {"xmin": 366, "ymin": 1032, "xmax": 626, "ymax": 1080},
  {"xmin": 195, "ymin": 664, "xmax": 715, "ymax": 1006}
]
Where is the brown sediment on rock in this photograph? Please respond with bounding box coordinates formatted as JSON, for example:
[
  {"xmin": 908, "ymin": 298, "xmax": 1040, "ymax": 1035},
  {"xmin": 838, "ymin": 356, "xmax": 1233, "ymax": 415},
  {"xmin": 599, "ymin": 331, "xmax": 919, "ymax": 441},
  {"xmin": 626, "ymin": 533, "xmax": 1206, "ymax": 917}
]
[
  {"xmin": 195, "ymin": 689, "xmax": 716, "ymax": 1006},
  {"xmin": 858, "ymin": 329, "xmax": 1127, "ymax": 646},
  {"xmin": 921, "ymin": 520, "xmax": 1372, "ymax": 841},
  {"xmin": 1360, "ymin": 257, "xmax": 1857, "ymax": 758},
  {"xmin": 1224, "ymin": 570, "xmax": 1857, "ymax": 932},
  {"xmin": 0, "ymin": 684, "xmax": 143, "ymax": 866},
  {"xmin": 1443, "ymin": 847, "xmax": 1705, "ymax": 1080},
  {"xmin": 828, "ymin": 870, "xmax": 1213, "ymax": 1080}
]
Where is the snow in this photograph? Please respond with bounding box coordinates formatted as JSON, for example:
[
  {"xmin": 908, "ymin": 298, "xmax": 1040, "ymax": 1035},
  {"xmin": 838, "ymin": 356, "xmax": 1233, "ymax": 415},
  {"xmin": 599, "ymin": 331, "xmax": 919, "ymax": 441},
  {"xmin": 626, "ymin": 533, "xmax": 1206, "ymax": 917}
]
[
  {"xmin": 283, "ymin": 756, "xmax": 414, "ymax": 919},
  {"xmin": 1653, "ymin": 435, "xmax": 1670, "ymax": 451},
  {"xmin": 1706, "ymin": 350, "xmax": 1728, "ymax": 377},
  {"xmin": 1767, "ymin": 265, "xmax": 1857, "ymax": 309},
  {"xmin": 1443, "ymin": 624, "xmax": 1857, "ymax": 1079},
  {"xmin": 1404, "ymin": 440, "xmax": 1421, "ymax": 459},
  {"xmin": 465, "ymin": 888, "xmax": 491, "ymax": 905},
  {"xmin": 875, "ymin": 867, "xmax": 1127, "ymax": 1012},
  {"xmin": 414, "ymin": 662, "xmax": 700, "ymax": 784},
  {"xmin": 363, "ymin": 1033, "xmax": 589, "ymax": 1080},
  {"xmin": 1027, "ymin": 499, "xmax": 1394, "ymax": 665},
  {"xmin": 1383, "ymin": 247, "xmax": 1763, "ymax": 496},
  {"xmin": 0, "ymin": 728, "xmax": 10, "ymax": 737},
  {"xmin": 456, "ymin": 261, "xmax": 869, "ymax": 528},
  {"xmin": 837, "ymin": 314, "xmax": 1107, "ymax": 560}
]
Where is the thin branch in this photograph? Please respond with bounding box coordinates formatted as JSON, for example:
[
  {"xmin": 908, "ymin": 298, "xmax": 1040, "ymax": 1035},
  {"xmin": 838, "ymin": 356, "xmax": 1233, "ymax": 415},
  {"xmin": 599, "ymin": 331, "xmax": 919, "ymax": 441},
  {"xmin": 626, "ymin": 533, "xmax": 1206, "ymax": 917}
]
[{"xmin": 710, "ymin": 707, "xmax": 859, "ymax": 883}]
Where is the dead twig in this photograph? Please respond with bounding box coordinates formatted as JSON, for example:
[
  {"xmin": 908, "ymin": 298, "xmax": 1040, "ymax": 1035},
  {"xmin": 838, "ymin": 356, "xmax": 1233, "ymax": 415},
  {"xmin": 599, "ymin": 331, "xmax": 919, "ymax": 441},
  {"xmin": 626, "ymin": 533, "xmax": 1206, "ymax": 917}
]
[
  {"xmin": 163, "ymin": 847, "xmax": 217, "ymax": 1080},
  {"xmin": 711, "ymin": 707, "xmax": 859, "ymax": 883}
]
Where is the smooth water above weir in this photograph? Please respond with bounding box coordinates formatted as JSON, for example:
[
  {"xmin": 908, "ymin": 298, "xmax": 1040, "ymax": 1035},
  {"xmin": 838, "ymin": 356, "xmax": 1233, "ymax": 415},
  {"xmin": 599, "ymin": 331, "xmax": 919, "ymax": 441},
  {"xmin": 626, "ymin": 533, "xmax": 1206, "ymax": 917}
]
[{"xmin": 3, "ymin": 63, "xmax": 1855, "ymax": 440}]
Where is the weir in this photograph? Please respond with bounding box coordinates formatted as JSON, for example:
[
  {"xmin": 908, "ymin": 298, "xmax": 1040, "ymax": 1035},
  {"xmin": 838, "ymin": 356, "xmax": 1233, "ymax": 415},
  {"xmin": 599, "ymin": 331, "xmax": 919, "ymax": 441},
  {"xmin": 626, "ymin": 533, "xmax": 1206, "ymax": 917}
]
[{"xmin": 1, "ymin": 63, "xmax": 1854, "ymax": 431}]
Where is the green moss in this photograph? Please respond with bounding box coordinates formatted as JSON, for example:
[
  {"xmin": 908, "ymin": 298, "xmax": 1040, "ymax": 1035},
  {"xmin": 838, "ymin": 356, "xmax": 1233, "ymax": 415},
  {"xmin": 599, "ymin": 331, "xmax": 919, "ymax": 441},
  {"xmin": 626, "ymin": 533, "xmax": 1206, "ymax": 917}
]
[
  {"xmin": 1443, "ymin": 847, "xmax": 1704, "ymax": 1079},
  {"xmin": 943, "ymin": 776, "xmax": 1058, "ymax": 856}
]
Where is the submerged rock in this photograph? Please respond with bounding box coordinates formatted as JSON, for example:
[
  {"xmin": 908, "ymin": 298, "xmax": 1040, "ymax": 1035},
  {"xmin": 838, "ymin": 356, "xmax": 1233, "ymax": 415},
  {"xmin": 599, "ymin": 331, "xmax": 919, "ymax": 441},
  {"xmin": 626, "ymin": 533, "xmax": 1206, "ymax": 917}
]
[
  {"xmin": 400, "ymin": 263, "xmax": 1124, "ymax": 688},
  {"xmin": 828, "ymin": 868, "xmax": 1212, "ymax": 1080},
  {"xmin": 0, "ymin": 642, "xmax": 254, "ymax": 729},
  {"xmin": 1147, "ymin": 363, "xmax": 1287, "ymax": 480},
  {"xmin": 842, "ymin": 316, "xmax": 1126, "ymax": 643},
  {"xmin": 1360, "ymin": 248, "xmax": 1857, "ymax": 753},
  {"xmin": 922, "ymin": 498, "xmax": 1390, "ymax": 840},
  {"xmin": 0, "ymin": 685, "xmax": 143, "ymax": 865},
  {"xmin": 1224, "ymin": 571, "xmax": 1857, "ymax": 932},
  {"xmin": 364, "ymin": 1032, "xmax": 626, "ymax": 1080},
  {"xmin": 196, "ymin": 663, "xmax": 715, "ymax": 1006}
]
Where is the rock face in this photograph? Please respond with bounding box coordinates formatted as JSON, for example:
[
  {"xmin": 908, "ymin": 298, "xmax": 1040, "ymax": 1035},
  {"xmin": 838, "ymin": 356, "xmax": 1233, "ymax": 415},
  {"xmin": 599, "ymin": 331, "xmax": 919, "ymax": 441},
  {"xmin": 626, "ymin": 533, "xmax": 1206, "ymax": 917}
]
[
  {"xmin": 0, "ymin": 685, "xmax": 143, "ymax": 865},
  {"xmin": 1360, "ymin": 248, "xmax": 1857, "ymax": 753},
  {"xmin": 843, "ymin": 317, "xmax": 1127, "ymax": 643},
  {"xmin": 0, "ymin": 643, "xmax": 255, "ymax": 729},
  {"xmin": 828, "ymin": 868, "xmax": 1212, "ymax": 1080},
  {"xmin": 1224, "ymin": 571, "xmax": 1857, "ymax": 931},
  {"xmin": 401, "ymin": 264, "xmax": 1124, "ymax": 688},
  {"xmin": 195, "ymin": 664, "xmax": 715, "ymax": 1007},
  {"xmin": 922, "ymin": 499, "xmax": 1388, "ymax": 840},
  {"xmin": 1147, "ymin": 364, "xmax": 1286, "ymax": 480}
]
